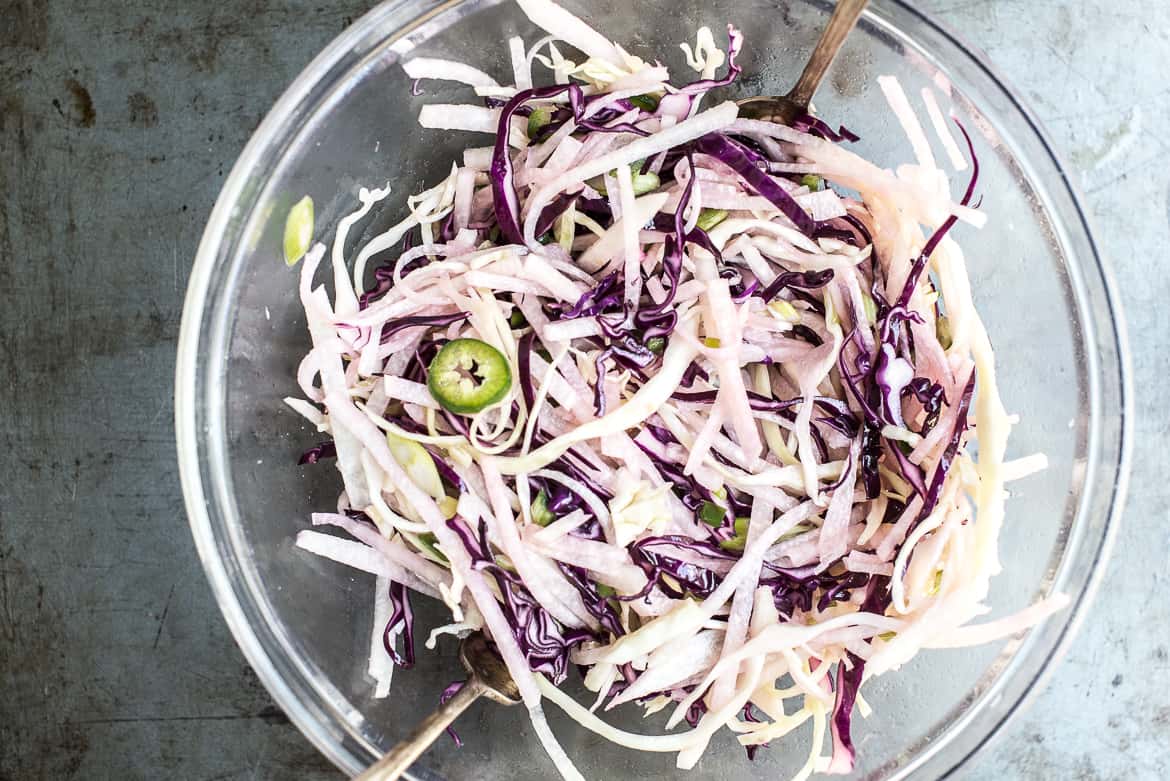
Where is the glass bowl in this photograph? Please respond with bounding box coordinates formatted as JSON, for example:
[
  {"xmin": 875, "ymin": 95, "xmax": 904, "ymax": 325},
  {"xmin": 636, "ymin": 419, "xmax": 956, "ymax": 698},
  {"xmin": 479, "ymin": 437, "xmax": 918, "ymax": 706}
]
[{"xmin": 175, "ymin": 0, "xmax": 1131, "ymax": 778}]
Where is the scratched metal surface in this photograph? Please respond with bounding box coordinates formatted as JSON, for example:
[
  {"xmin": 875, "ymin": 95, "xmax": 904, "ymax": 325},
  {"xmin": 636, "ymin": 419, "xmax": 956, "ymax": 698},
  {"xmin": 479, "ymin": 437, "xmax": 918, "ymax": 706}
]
[{"xmin": 0, "ymin": 1, "xmax": 1162, "ymax": 779}]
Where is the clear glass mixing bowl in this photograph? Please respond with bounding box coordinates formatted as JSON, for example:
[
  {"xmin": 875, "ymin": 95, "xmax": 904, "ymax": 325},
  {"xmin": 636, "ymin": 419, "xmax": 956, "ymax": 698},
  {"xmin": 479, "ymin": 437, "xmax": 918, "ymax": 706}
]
[{"xmin": 176, "ymin": 1, "xmax": 1131, "ymax": 778}]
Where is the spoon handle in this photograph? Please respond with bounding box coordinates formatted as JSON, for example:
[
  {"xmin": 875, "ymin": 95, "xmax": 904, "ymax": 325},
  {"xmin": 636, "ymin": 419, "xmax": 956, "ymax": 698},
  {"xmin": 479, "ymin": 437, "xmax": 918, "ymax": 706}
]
[
  {"xmin": 786, "ymin": 0, "xmax": 869, "ymax": 110},
  {"xmin": 355, "ymin": 677, "xmax": 485, "ymax": 781}
]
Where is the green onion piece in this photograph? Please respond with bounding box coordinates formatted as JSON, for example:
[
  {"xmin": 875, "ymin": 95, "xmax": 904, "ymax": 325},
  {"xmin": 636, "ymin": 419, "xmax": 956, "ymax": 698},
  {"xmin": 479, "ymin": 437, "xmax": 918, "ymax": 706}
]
[
  {"xmin": 631, "ymin": 171, "xmax": 660, "ymax": 195},
  {"xmin": 699, "ymin": 500, "xmax": 726, "ymax": 527},
  {"xmin": 733, "ymin": 516, "xmax": 750, "ymax": 536},
  {"xmin": 800, "ymin": 174, "xmax": 824, "ymax": 191},
  {"xmin": 628, "ymin": 94, "xmax": 660, "ymax": 112},
  {"xmin": 508, "ymin": 309, "xmax": 528, "ymax": 329},
  {"xmin": 937, "ymin": 315, "xmax": 953, "ymax": 350},
  {"xmin": 769, "ymin": 300, "xmax": 800, "ymax": 323},
  {"xmin": 596, "ymin": 583, "xmax": 616, "ymax": 598},
  {"xmin": 703, "ymin": 337, "xmax": 722, "ymax": 349},
  {"xmin": 283, "ymin": 195, "xmax": 314, "ymax": 266},
  {"xmin": 537, "ymin": 231, "xmax": 556, "ymax": 245},
  {"xmin": 646, "ymin": 336, "xmax": 666, "ymax": 354},
  {"xmin": 416, "ymin": 532, "xmax": 449, "ymax": 564},
  {"xmin": 531, "ymin": 490, "xmax": 556, "ymax": 526},
  {"xmin": 719, "ymin": 535, "xmax": 746, "ymax": 552},
  {"xmin": 696, "ymin": 208, "xmax": 728, "ymax": 232},
  {"xmin": 778, "ymin": 521, "xmax": 815, "ymax": 542},
  {"xmin": 861, "ymin": 293, "xmax": 878, "ymax": 325},
  {"xmin": 527, "ymin": 106, "xmax": 553, "ymax": 139},
  {"xmin": 427, "ymin": 338, "xmax": 513, "ymax": 415},
  {"xmin": 878, "ymin": 631, "xmax": 897, "ymax": 642},
  {"xmin": 928, "ymin": 569, "xmax": 944, "ymax": 596}
]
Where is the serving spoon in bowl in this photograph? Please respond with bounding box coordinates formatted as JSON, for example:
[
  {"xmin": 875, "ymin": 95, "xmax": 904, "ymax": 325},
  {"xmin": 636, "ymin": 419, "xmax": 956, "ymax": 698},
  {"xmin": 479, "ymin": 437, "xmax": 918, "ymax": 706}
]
[
  {"xmin": 354, "ymin": 4, "xmax": 869, "ymax": 778},
  {"xmin": 356, "ymin": 632, "xmax": 521, "ymax": 781},
  {"xmin": 737, "ymin": 0, "xmax": 869, "ymax": 124}
]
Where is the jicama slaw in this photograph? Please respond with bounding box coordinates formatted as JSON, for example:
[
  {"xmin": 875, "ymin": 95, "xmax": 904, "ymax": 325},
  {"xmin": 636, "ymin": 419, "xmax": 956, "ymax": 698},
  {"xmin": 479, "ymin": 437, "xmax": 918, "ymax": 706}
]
[{"xmin": 284, "ymin": 1, "xmax": 1062, "ymax": 777}]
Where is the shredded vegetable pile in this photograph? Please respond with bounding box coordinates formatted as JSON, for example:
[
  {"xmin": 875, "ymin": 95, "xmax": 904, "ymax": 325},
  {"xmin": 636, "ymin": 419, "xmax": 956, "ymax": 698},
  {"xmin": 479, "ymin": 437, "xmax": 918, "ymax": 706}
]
[{"xmin": 285, "ymin": 1, "xmax": 1062, "ymax": 778}]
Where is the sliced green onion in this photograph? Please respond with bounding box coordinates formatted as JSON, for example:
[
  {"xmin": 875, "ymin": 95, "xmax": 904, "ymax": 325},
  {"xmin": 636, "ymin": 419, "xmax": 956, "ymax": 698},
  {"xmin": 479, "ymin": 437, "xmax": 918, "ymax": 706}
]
[
  {"xmin": 646, "ymin": 336, "xmax": 666, "ymax": 354},
  {"xmin": 699, "ymin": 500, "xmax": 726, "ymax": 527},
  {"xmin": 719, "ymin": 535, "xmax": 746, "ymax": 552},
  {"xmin": 778, "ymin": 521, "xmax": 815, "ymax": 542},
  {"xmin": 283, "ymin": 195, "xmax": 314, "ymax": 266},
  {"xmin": 861, "ymin": 293, "xmax": 878, "ymax": 325},
  {"xmin": 508, "ymin": 309, "xmax": 529, "ymax": 329},
  {"xmin": 696, "ymin": 208, "xmax": 728, "ymax": 232},
  {"xmin": 386, "ymin": 431, "xmax": 444, "ymax": 499},
  {"xmin": 416, "ymin": 532, "xmax": 449, "ymax": 564},
  {"xmin": 928, "ymin": 569, "xmax": 944, "ymax": 596},
  {"xmin": 628, "ymin": 94, "xmax": 660, "ymax": 112},
  {"xmin": 631, "ymin": 171, "xmax": 660, "ymax": 195},
  {"xmin": 596, "ymin": 583, "xmax": 616, "ymax": 598},
  {"xmin": 769, "ymin": 299, "xmax": 800, "ymax": 323},
  {"xmin": 703, "ymin": 337, "xmax": 722, "ymax": 349},
  {"xmin": 527, "ymin": 105, "xmax": 553, "ymax": 139},
  {"xmin": 427, "ymin": 338, "xmax": 513, "ymax": 415},
  {"xmin": 937, "ymin": 315, "xmax": 953, "ymax": 350},
  {"xmin": 878, "ymin": 631, "xmax": 897, "ymax": 642},
  {"xmin": 733, "ymin": 516, "xmax": 750, "ymax": 536},
  {"xmin": 800, "ymin": 174, "xmax": 824, "ymax": 191},
  {"xmin": 531, "ymin": 490, "xmax": 556, "ymax": 526}
]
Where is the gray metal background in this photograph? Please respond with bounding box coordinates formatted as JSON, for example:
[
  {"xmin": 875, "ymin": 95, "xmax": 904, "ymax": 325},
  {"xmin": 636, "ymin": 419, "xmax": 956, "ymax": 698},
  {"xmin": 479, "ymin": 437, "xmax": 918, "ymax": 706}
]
[{"xmin": 0, "ymin": 1, "xmax": 1162, "ymax": 778}]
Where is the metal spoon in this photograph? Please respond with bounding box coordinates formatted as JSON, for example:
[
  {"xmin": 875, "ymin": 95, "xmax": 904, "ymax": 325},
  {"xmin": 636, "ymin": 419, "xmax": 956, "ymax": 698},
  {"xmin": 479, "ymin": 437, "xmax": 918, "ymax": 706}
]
[
  {"xmin": 737, "ymin": 0, "xmax": 869, "ymax": 125},
  {"xmin": 355, "ymin": 632, "xmax": 521, "ymax": 781}
]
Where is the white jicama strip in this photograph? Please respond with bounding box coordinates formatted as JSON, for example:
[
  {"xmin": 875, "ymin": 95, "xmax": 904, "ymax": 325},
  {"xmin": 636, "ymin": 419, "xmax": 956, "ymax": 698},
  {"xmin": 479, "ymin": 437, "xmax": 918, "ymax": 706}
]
[
  {"xmin": 463, "ymin": 146, "xmax": 494, "ymax": 170},
  {"xmin": 817, "ymin": 438, "xmax": 861, "ymax": 567},
  {"xmin": 402, "ymin": 57, "xmax": 501, "ymax": 88},
  {"xmin": 607, "ymin": 630, "xmax": 723, "ymax": 708},
  {"xmin": 920, "ymin": 87, "xmax": 968, "ymax": 171},
  {"xmin": 924, "ymin": 593, "xmax": 1070, "ymax": 648},
  {"xmin": 530, "ymin": 509, "xmax": 589, "ymax": 543},
  {"xmin": 524, "ymin": 101, "xmax": 739, "ymax": 245},
  {"xmin": 844, "ymin": 551, "xmax": 894, "ymax": 576},
  {"xmin": 302, "ymin": 254, "xmax": 371, "ymax": 510},
  {"xmin": 535, "ymin": 667, "xmax": 764, "ymax": 753},
  {"xmin": 294, "ymin": 531, "xmax": 438, "ymax": 600},
  {"xmin": 516, "ymin": 0, "xmax": 623, "ymax": 67},
  {"xmin": 283, "ymin": 396, "xmax": 325, "ymax": 428},
  {"xmin": 709, "ymin": 498, "xmax": 773, "ymax": 711},
  {"xmin": 368, "ymin": 575, "xmax": 394, "ymax": 698},
  {"xmin": 878, "ymin": 75, "xmax": 937, "ymax": 171},
  {"xmin": 383, "ymin": 376, "xmax": 439, "ymax": 409},
  {"xmin": 509, "ymin": 36, "xmax": 532, "ymax": 90},
  {"xmin": 310, "ymin": 513, "xmax": 450, "ymax": 590},
  {"xmin": 675, "ymin": 653, "xmax": 764, "ymax": 769},
  {"xmin": 333, "ymin": 185, "xmax": 392, "ymax": 314},
  {"xmin": 576, "ymin": 192, "xmax": 669, "ymax": 272},
  {"xmin": 616, "ymin": 164, "xmax": 643, "ymax": 309},
  {"xmin": 522, "ymin": 252, "xmax": 588, "ymax": 302},
  {"xmin": 418, "ymin": 104, "xmax": 527, "ymax": 148},
  {"xmin": 542, "ymin": 316, "xmax": 602, "ymax": 341},
  {"xmin": 1000, "ymin": 453, "xmax": 1049, "ymax": 483},
  {"xmin": 452, "ymin": 166, "xmax": 477, "ymax": 231}
]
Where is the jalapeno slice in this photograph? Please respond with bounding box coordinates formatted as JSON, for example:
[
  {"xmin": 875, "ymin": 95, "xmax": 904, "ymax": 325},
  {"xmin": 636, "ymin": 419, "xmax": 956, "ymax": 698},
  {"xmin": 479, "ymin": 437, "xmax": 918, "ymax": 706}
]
[{"xmin": 426, "ymin": 338, "xmax": 512, "ymax": 414}]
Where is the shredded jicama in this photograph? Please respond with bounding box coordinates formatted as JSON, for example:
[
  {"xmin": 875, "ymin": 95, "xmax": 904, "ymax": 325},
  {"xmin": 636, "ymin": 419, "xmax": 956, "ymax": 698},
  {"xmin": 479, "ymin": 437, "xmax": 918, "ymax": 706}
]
[{"xmin": 285, "ymin": 3, "xmax": 1060, "ymax": 779}]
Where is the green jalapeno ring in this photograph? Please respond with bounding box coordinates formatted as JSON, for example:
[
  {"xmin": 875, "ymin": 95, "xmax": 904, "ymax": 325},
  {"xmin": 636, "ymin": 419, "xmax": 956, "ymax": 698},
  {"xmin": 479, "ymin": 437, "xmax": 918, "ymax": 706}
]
[{"xmin": 426, "ymin": 338, "xmax": 513, "ymax": 415}]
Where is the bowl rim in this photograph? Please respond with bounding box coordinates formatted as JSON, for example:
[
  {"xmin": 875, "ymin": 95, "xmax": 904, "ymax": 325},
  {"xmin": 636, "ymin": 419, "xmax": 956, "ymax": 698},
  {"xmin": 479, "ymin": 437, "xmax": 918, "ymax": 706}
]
[{"xmin": 175, "ymin": 1, "xmax": 1132, "ymax": 778}]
